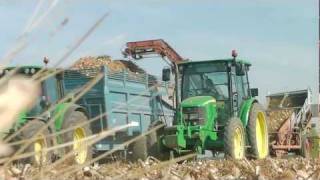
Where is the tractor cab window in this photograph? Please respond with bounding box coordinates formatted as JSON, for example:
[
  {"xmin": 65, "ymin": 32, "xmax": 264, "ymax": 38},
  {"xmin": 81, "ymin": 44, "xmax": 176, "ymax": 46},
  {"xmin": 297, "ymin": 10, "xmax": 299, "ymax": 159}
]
[
  {"xmin": 182, "ymin": 62, "xmax": 229, "ymax": 101},
  {"xmin": 42, "ymin": 76, "xmax": 60, "ymax": 104},
  {"xmin": 0, "ymin": 67, "xmax": 61, "ymax": 116},
  {"xmin": 235, "ymin": 65, "xmax": 250, "ymax": 106},
  {"xmin": 0, "ymin": 68, "xmax": 42, "ymax": 116}
]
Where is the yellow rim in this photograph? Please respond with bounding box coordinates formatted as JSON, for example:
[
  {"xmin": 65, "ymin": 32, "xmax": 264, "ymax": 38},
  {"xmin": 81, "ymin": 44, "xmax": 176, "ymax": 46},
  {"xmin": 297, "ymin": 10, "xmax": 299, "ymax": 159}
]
[
  {"xmin": 73, "ymin": 127, "xmax": 87, "ymax": 164},
  {"xmin": 233, "ymin": 127, "xmax": 244, "ymax": 159},
  {"xmin": 256, "ymin": 112, "xmax": 268, "ymax": 158},
  {"xmin": 34, "ymin": 134, "xmax": 47, "ymax": 165}
]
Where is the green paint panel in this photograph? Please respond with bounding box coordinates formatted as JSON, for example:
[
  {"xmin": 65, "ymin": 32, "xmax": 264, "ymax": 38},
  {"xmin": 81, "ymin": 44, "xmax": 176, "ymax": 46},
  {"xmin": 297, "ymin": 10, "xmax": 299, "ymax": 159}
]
[
  {"xmin": 173, "ymin": 95, "xmax": 218, "ymax": 152},
  {"xmin": 53, "ymin": 103, "xmax": 71, "ymax": 132},
  {"xmin": 239, "ymin": 98, "xmax": 257, "ymax": 126},
  {"xmin": 181, "ymin": 96, "xmax": 215, "ymax": 107}
]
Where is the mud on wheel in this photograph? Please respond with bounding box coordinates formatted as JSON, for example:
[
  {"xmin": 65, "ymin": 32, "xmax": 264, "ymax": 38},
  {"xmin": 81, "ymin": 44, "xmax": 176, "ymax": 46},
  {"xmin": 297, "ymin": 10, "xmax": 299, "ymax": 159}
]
[
  {"xmin": 19, "ymin": 120, "xmax": 52, "ymax": 166},
  {"xmin": 224, "ymin": 117, "xmax": 245, "ymax": 159},
  {"xmin": 62, "ymin": 110, "xmax": 92, "ymax": 164},
  {"xmin": 247, "ymin": 103, "xmax": 269, "ymax": 159},
  {"xmin": 130, "ymin": 120, "xmax": 167, "ymax": 161}
]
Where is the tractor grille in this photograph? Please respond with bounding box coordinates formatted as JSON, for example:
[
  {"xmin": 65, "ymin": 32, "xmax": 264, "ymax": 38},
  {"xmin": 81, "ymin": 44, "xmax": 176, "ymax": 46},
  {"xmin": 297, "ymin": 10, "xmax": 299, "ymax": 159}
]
[{"xmin": 183, "ymin": 107, "xmax": 205, "ymax": 125}]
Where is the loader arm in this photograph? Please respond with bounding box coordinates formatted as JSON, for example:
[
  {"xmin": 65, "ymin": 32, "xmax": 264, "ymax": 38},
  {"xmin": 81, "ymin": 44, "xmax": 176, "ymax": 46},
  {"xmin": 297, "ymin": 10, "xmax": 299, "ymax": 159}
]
[{"xmin": 123, "ymin": 39, "xmax": 184, "ymax": 65}]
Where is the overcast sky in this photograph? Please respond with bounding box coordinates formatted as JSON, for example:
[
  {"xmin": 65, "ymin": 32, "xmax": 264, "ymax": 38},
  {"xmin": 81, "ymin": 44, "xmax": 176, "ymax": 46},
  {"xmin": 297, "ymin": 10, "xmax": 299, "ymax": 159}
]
[{"xmin": 0, "ymin": 0, "xmax": 318, "ymax": 104}]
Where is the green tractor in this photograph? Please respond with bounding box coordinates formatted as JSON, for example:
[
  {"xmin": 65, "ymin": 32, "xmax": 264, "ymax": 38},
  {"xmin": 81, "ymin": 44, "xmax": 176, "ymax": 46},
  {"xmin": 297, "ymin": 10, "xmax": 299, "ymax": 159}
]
[
  {"xmin": 161, "ymin": 52, "xmax": 269, "ymax": 159},
  {"xmin": 3, "ymin": 66, "xmax": 92, "ymax": 165}
]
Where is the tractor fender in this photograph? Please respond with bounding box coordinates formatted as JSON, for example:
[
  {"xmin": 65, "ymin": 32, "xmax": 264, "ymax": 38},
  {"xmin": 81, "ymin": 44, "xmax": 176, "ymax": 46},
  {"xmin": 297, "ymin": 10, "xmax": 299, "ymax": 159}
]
[
  {"xmin": 239, "ymin": 98, "xmax": 258, "ymax": 126},
  {"xmin": 53, "ymin": 103, "xmax": 88, "ymax": 132}
]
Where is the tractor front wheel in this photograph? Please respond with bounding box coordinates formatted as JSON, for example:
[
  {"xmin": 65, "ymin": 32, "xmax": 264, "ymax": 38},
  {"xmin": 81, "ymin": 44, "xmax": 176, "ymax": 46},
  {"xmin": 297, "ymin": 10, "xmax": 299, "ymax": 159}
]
[
  {"xmin": 224, "ymin": 117, "xmax": 245, "ymax": 159},
  {"xmin": 20, "ymin": 120, "xmax": 52, "ymax": 166},
  {"xmin": 247, "ymin": 103, "xmax": 269, "ymax": 159}
]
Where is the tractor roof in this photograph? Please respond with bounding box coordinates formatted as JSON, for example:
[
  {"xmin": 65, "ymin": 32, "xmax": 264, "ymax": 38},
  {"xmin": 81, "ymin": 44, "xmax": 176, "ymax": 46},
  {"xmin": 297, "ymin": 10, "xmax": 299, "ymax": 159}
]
[
  {"xmin": 1, "ymin": 66, "xmax": 61, "ymax": 75},
  {"xmin": 179, "ymin": 58, "xmax": 251, "ymax": 66},
  {"xmin": 4, "ymin": 65, "xmax": 43, "ymax": 70},
  {"xmin": 3, "ymin": 66, "xmax": 63, "ymax": 71}
]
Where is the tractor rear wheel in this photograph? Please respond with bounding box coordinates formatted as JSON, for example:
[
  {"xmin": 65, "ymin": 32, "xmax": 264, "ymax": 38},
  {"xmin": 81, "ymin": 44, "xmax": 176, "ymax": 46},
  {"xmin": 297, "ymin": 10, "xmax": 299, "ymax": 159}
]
[
  {"xmin": 224, "ymin": 117, "xmax": 245, "ymax": 159},
  {"xmin": 247, "ymin": 103, "xmax": 269, "ymax": 159},
  {"xmin": 20, "ymin": 120, "xmax": 52, "ymax": 166},
  {"xmin": 62, "ymin": 110, "xmax": 92, "ymax": 164}
]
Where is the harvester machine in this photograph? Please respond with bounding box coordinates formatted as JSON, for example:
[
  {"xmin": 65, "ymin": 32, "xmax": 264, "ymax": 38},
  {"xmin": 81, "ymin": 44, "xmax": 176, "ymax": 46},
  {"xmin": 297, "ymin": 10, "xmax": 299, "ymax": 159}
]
[{"xmin": 267, "ymin": 89, "xmax": 320, "ymax": 158}]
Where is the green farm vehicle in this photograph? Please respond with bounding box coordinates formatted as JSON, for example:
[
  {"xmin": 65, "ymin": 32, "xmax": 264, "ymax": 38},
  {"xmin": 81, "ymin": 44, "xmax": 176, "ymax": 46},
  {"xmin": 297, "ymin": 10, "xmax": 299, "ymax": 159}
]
[
  {"xmin": 124, "ymin": 40, "xmax": 269, "ymax": 159},
  {"xmin": 161, "ymin": 53, "xmax": 269, "ymax": 159},
  {"xmin": 3, "ymin": 66, "xmax": 92, "ymax": 165}
]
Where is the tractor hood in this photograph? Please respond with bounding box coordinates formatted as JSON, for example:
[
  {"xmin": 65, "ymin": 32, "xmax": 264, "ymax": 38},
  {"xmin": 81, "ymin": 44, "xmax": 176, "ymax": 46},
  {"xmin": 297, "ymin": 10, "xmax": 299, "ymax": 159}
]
[{"xmin": 181, "ymin": 96, "xmax": 216, "ymax": 108}]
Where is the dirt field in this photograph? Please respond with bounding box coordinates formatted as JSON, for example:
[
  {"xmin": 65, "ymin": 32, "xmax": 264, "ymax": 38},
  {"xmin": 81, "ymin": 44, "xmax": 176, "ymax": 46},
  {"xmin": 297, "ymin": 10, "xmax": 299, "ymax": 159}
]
[{"xmin": 3, "ymin": 156, "xmax": 317, "ymax": 180}]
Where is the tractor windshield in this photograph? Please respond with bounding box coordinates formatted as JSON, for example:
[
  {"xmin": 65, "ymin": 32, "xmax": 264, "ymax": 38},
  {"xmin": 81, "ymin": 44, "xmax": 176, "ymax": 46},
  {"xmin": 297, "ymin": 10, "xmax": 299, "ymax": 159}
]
[
  {"xmin": 0, "ymin": 67, "xmax": 51, "ymax": 117},
  {"xmin": 181, "ymin": 62, "xmax": 229, "ymax": 101}
]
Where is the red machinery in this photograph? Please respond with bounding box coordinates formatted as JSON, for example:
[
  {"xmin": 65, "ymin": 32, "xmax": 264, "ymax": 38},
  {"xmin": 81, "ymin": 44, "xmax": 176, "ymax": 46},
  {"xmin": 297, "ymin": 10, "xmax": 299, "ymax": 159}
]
[
  {"xmin": 123, "ymin": 39, "xmax": 184, "ymax": 65},
  {"xmin": 267, "ymin": 89, "xmax": 317, "ymax": 157},
  {"xmin": 123, "ymin": 39, "xmax": 185, "ymax": 109}
]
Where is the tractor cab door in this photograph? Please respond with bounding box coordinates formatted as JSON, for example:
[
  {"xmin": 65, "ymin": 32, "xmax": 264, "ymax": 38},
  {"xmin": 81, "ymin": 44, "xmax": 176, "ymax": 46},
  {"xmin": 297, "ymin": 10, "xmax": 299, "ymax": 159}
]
[
  {"xmin": 230, "ymin": 63, "xmax": 251, "ymax": 115},
  {"xmin": 41, "ymin": 75, "xmax": 63, "ymax": 108},
  {"xmin": 230, "ymin": 68, "xmax": 239, "ymax": 116},
  {"xmin": 235, "ymin": 72, "xmax": 250, "ymax": 105}
]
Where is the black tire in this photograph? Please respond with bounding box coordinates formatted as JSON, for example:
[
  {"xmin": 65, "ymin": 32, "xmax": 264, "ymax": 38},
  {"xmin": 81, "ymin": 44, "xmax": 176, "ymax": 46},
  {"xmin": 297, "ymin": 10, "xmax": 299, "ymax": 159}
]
[
  {"xmin": 131, "ymin": 136, "xmax": 148, "ymax": 161},
  {"xmin": 148, "ymin": 121, "xmax": 171, "ymax": 160},
  {"xmin": 20, "ymin": 120, "xmax": 52, "ymax": 166},
  {"xmin": 247, "ymin": 103, "xmax": 269, "ymax": 159},
  {"xmin": 131, "ymin": 121, "xmax": 169, "ymax": 161},
  {"xmin": 147, "ymin": 126, "xmax": 159, "ymax": 158},
  {"xmin": 62, "ymin": 110, "xmax": 92, "ymax": 164},
  {"xmin": 224, "ymin": 117, "xmax": 245, "ymax": 159}
]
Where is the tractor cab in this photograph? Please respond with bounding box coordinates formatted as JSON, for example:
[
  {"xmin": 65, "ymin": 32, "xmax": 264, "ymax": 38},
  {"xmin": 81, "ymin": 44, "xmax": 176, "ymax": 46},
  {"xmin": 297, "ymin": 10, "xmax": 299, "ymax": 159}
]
[
  {"xmin": 0, "ymin": 66, "xmax": 64, "ymax": 128},
  {"xmin": 177, "ymin": 59, "xmax": 255, "ymax": 125}
]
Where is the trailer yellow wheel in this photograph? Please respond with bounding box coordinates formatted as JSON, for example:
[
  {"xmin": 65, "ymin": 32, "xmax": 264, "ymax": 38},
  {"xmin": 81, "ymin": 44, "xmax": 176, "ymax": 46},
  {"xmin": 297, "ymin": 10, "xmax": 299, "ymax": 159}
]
[
  {"xmin": 62, "ymin": 110, "xmax": 92, "ymax": 165},
  {"xmin": 73, "ymin": 127, "xmax": 87, "ymax": 164},
  {"xmin": 234, "ymin": 127, "xmax": 244, "ymax": 159},
  {"xmin": 248, "ymin": 103, "xmax": 269, "ymax": 159},
  {"xmin": 256, "ymin": 112, "xmax": 268, "ymax": 158},
  {"xmin": 224, "ymin": 117, "xmax": 245, "ymax": 159},
  {"xmin": 34, "ymin": 134, "xmax": 47, "ymax": 164}
]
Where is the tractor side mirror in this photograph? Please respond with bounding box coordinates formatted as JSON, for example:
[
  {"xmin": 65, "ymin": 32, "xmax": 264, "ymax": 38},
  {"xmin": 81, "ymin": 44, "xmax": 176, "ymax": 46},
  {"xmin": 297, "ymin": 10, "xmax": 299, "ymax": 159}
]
[
  {"xmin": 162, "ymin": 68, "xmax": 171, "ymax": 81},
  {"xmin": 40, "ymin": 96, "xmax": 50, "ymax": 108},
  {"xmin": 236, "ymin": 63, "xmax": 246, "ymax": 76},
  {"xmin": 250, "ymin": 88, "xmax": 259, "ymax": 97}
]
